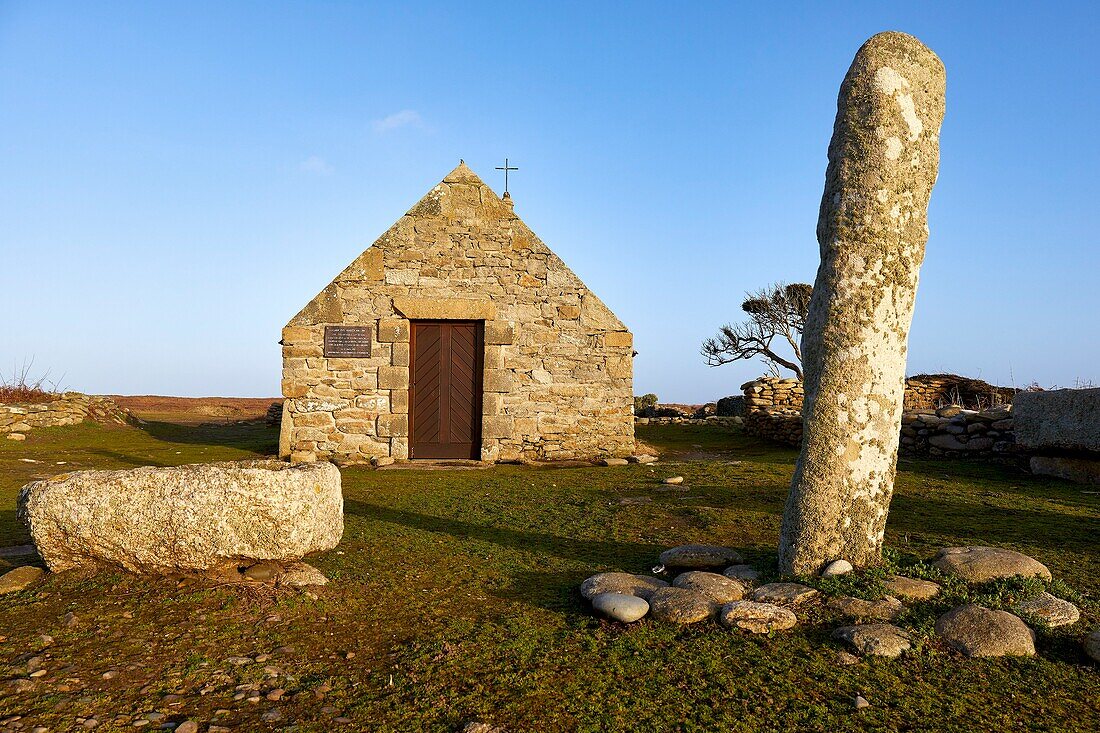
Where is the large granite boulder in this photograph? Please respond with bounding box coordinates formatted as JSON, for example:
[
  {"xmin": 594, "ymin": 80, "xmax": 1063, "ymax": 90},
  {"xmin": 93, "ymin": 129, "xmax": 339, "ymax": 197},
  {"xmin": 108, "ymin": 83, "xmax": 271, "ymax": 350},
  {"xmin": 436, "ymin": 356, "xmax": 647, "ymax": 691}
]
[
  {"xmin": 1013, "ymin": 388, "xmax": 1100, "ymax": 453},
  {"xmin": 18, "ymin": 460, "xmax": 343, "ymax": 574}
]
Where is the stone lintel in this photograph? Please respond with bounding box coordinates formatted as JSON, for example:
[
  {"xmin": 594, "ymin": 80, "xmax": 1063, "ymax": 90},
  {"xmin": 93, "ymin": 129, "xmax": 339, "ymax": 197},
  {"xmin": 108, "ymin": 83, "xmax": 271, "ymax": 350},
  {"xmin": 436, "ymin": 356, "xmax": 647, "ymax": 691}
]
[{"xmin": 393, "ymin": 297, "xmax": 496, "ymax": 321}]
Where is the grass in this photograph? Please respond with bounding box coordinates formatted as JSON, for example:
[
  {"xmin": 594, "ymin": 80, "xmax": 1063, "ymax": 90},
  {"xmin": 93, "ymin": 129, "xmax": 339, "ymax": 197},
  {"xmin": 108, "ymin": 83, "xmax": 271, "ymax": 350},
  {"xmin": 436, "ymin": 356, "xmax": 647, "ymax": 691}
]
[{"xmin": 1, "ymin": 420, "xmax": 1097, "ymax": 732}]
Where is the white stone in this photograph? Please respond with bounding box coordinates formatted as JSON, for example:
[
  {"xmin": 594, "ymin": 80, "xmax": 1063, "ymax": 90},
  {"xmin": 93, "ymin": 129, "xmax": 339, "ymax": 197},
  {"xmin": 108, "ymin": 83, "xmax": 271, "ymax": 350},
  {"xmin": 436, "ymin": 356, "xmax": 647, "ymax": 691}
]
[{"xmin": 591, "ymin": 592, "xmax": 649, "ymax": 623}]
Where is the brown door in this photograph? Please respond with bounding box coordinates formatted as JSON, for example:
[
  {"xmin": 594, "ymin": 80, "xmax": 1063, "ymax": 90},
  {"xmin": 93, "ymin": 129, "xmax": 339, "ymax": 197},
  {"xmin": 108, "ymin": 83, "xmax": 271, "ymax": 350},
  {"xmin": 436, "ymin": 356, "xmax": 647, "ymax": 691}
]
[{"xmin": 409, "ymin": 320, "xmax": 483, "ymax": 459}]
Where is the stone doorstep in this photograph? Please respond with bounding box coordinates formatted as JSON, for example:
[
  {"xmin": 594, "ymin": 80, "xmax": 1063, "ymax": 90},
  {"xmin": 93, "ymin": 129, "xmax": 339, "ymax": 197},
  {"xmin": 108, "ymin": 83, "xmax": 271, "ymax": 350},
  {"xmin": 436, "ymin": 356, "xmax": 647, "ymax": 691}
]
[{"xmin": 376, "ymin": 459, "xmax": 493, "ymax": 471}]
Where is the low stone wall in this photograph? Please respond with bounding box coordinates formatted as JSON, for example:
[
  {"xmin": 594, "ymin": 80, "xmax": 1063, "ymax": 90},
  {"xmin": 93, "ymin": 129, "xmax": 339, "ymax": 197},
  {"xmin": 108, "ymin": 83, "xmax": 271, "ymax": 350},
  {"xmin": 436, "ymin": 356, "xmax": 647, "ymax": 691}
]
[
  {"xmin": 743, "ymin": 408, "xmax": 801, "ymax": 445},
  {"xmin": 739, "ymin": 378, "xmax": 1019, "ymax": 458},
  {"xmin": 742, "ymin": 378, "xmax": 804, "ymax": 412},
  {"xmin": 0, "ymin": 394, "xmax": 131, "ymax": 440},
  {"xmin": 903, "ymin": 374, "xmax": 1016, "ymax": 412},
  {"xmin": 901, "ymin": 406, "xmax": 1016, "ymax": 457},
  {"xmin": 635, "ymin": 416, "xmax": 742, "ymax": 427}
]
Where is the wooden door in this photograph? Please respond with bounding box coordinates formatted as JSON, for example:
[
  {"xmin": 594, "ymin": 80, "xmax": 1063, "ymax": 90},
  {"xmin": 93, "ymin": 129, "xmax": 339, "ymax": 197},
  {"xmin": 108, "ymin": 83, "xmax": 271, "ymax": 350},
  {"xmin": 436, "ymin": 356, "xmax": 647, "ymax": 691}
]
[{"xmin": 409, "ymin": 320, "xmax": 483, "ymax": 459}]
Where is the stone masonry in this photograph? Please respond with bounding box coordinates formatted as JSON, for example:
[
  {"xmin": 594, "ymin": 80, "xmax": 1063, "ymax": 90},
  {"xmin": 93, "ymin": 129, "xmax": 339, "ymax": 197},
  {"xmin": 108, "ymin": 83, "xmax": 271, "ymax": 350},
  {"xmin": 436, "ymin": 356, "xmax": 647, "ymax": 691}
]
[
  {"xmin": 280, "ymin": 162, "xmax": 634, "ymax": 464},
  {"xmin": 0, "ymin": 393, "xmax": 131, "ymax": 440}
]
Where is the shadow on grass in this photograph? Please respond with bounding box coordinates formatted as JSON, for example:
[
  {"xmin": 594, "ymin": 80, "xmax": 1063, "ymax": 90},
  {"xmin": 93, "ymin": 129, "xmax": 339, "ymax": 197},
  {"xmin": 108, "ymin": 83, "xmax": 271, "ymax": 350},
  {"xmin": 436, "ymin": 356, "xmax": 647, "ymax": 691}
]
[
  {"xmin": 133, "ymin": 420, "xmax": 277, "ymax": 454},
  {"xmin": 0, "ymin": 508, "xmax": 31, "ymax": 547},
  {"xmin": 888, "ymin": 492, "xmax": 1100, "ymax": 556},
  {"xmin": 85, "ymin": 449, "xmax": 171, "ymax": 468},
  {"xmin": 345, "ymin": 499, "xmax": 657, "ymax": 569}
]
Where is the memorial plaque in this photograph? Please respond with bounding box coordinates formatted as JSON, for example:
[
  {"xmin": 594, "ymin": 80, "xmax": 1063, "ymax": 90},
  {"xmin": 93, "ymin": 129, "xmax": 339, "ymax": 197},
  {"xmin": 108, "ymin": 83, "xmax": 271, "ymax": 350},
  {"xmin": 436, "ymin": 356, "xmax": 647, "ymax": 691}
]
[{"xmin": 324, "ymin": 326, "xmax": 372, "ymax": 358}]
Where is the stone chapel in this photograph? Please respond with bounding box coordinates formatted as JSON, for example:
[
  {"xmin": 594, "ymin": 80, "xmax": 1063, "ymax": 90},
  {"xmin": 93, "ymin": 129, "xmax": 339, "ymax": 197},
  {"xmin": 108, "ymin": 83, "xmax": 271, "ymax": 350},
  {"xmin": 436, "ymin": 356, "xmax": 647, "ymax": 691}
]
[{"xmin": 279, "ymin": 162, "xmax": 634, "ymax": 464}]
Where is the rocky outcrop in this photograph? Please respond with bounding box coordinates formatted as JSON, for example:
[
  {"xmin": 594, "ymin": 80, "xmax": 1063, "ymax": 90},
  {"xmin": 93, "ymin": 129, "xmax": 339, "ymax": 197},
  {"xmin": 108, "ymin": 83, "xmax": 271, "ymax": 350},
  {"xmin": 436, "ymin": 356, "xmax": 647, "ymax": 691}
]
[
  {"xmin": 18, "ymin": 460, "xmax": 343, "ymax": 574},
  {"xmin": 1014, "ymin": 388, "xmax": 1100, "ymax": 453},
  {"xmin": 1014, "ymin": 388, "xmax": 1100, "ymax": 484}
]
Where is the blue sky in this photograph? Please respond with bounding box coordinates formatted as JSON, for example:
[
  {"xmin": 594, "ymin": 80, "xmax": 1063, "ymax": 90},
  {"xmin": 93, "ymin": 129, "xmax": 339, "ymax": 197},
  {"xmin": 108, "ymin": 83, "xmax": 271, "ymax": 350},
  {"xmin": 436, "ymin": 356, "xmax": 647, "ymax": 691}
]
[{"xmin": 2, "ymin": 2, "xmax": 1097, "ymax": 400}]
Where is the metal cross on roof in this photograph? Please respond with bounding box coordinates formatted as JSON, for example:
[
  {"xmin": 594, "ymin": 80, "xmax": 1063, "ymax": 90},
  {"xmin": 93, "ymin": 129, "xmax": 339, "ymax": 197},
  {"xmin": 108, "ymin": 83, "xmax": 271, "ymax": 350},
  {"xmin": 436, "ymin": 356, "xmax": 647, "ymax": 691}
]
[{"xmin": 495, "ymin": 158, "xmax": 518, "ymax": 194}]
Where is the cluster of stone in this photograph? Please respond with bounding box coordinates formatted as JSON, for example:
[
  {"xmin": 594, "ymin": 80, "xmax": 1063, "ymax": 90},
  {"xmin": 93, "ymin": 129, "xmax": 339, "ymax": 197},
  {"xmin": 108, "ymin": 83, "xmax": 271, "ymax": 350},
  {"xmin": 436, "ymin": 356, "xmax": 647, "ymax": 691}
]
[
  {"xmin": 740, "ymin": 377, "xmax": 1019, "ymax": 458},
  {"xmin": 0, "ymin": 393, "xmax": 131, "ymax": 441},
  {"xmin": 577, "ymin": 543, "xmax": 1098, "ymax": 663},
  {"xmin": 1014, "ymin": 387, "xmax": 1100, "ymax": 484},
  {"xmin": 280, "ymin": 163, "xmax": 634, "ymax": 465},
  {"xmin": 580, "ymin": 545, "xmax": 805, "ymax": 633}
]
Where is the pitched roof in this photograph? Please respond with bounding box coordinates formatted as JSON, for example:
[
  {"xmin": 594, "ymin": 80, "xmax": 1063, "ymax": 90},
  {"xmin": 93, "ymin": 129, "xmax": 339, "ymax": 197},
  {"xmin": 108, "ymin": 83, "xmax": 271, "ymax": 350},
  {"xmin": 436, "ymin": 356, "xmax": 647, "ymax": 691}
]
[{"xmin": 287, "ymin": 162, "xmax": 627, "ymax": 332}]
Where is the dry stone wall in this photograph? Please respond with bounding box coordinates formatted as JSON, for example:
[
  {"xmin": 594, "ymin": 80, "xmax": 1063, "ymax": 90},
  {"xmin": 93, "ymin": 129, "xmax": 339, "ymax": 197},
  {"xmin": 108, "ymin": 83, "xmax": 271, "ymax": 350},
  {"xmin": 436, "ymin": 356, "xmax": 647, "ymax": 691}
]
[
  {"xmin": 741, "ymin": 378, "xmax": 1018, "ymax": 458},
  {"xmin": 0, "ymin": 394, "xmax": 131, "ymax": 440},
  {"xmin": 281, "ymin": 163, "xmax": 634, "ymax": 464}
]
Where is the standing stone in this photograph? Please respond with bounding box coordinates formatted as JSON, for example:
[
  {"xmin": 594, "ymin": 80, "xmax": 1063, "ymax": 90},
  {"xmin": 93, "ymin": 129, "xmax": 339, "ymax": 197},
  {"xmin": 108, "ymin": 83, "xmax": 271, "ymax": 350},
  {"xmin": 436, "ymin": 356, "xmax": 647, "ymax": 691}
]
[{"xmin": 779, "ymin": 32, "xmax": 946, "ymax": 574}]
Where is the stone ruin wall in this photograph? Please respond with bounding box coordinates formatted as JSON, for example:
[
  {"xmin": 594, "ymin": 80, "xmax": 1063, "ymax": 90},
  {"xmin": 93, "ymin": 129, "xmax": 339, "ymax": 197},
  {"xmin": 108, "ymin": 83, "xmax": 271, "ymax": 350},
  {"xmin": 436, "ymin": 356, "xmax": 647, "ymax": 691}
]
[
  {"xmin": 280, "ymin": 165, "xmax": 635, "ymax": 465},
  {"xmin": 0, "ymin": 394, "xmax": 132, "ymax": 441},
  {"xmin": 741, "ymin": 377, "xmax": 1019, "ymax": 458}
]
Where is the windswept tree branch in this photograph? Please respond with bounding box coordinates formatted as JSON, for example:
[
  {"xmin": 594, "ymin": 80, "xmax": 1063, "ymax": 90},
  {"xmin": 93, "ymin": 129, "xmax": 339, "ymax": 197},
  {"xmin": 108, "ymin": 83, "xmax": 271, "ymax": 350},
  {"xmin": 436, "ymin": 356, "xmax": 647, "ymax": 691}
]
[{"xmin": 700, "ymin": 281, "xmax": 812, "ymax": 379}]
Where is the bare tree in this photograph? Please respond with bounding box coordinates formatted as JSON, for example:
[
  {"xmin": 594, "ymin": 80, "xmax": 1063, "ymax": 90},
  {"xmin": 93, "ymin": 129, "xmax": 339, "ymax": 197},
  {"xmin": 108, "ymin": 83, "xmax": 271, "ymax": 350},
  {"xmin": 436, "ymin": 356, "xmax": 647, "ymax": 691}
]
[{"xmin": 701, "ymin": 282, "xmax": 812, "ymax": 379}]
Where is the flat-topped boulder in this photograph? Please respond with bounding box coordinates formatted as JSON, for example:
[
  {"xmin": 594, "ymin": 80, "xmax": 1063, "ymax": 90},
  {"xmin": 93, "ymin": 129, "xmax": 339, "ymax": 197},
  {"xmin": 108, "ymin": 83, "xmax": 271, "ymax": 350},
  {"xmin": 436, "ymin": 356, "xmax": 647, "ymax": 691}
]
[
  {"xmin": 17, "ymin": 460, "xmax": 343, "ymax": 574},
  {"xmin": 0, "ymin": 565, "xmax": 44, "ymax": 594},
  {"xmin": 672, "ymin": 571, "xmax": 746, "ymax": 604},
  {"xmin": 647, "ymin": 587, "xmax": 716, "ymax": 624},
  {"xmin": 883, "ymin": 575, "xmax": 941, "ymax": 601},
  {"xmin": 832, "ymin": 624, "xmax": 912, "ymax": 658},
  {"xmin": 723, "ymin": 565, "xmax": 761, "ymax": 582},
  {"xmin": 752, "ymin": 582, "xmax": 819, "ymax": 606},
  {"xmin": 932, "ymin": 546, "xmax": 1051, "ymax": 582},
  {"xmin": 579, "ymin": 572, "xmax": 668, "ymax": 601},
  {"xmin": 935, "ymin": 605, "xmax": 1036, "ymax": 657},
  {"xmin": 1016, "ymin": 592, "xmax": 1080, "ymax": 628},
  {"xmin": 719, "ymin": 601, "xmax": 797, "ymax": 633}
]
